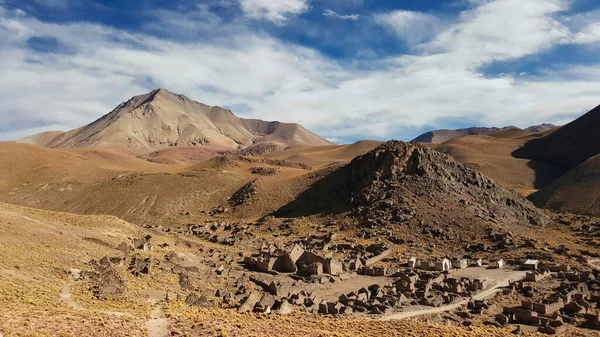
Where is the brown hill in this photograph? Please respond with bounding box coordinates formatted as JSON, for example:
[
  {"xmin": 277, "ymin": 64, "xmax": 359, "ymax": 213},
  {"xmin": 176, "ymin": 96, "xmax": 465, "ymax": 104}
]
[
  {"xmin": 412, "ymin": 124, "xmax": 556, "ymax": 144},
  {"xmin": 0, "ymin": 142, "xmax": 319, "ymax": 226},
  {"xmin": 435, "ymin": 133, "xmax": 565, "ymax": 196},
  {"xmin": 18, "ymin": 130, "xmax": 65, "ymax": 146},
  {"xmin": 531, "ymin": 154, "xmax": 600, "ymax": 216},
  {"xmin": 21, "ymin": 89, "xmax": 332, "ymax": 157},
  {"xmin": 515, "ymin": 104, "xmax": 600, "ymax": 170}
]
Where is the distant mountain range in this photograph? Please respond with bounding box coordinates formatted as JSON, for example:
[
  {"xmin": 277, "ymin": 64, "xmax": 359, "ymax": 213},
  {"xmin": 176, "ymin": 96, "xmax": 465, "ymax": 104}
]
[
  {"xmin": 20, "ymin": 89, "xmax": 332, "ymax": 156},
  {"xmin": 411, "ymin": 124, "xmax": 557, "ymax": 144}
]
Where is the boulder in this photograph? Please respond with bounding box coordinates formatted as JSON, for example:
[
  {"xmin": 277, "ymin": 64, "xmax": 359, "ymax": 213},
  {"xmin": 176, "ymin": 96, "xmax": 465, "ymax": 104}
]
[
  {"xmin": 318, "ymin": 300, "xmax": 329, "ymax": 314},
  {"xmin": 495, "ymin": 313, "xmax": 509, "ymax": 325},
  {"xmin": 129, "ymin": 257, "xmax": 151, "ymax": 276},
  {"xmin": 257, "ymin": 257, "xmax": 277, "ymax": 273},
  {"xmin": 238, "ymin": 292, "xmax": 262, "ymax": 313},
  {"xmin": 117, "ymin": 241, "xmax": 133, "ymax": 254},
  {"xmin": 255, "ymin": 294, "xmax": 276, "ymax": 313},
  {"xmin": 275, "ymin": 300, "xmax": 294, "ymax": 315},
  {"xmin": 563, "ymin": 301, "xmax": 583, "ymax": 314},
  {"xmin": 179, "ymin": 273, "xmax": 199, "ymax": 291},
  {"xmin": 94, "ymin": 267, "xmax": 126, "ymax": 300},
  {"xmin": 185, "ymin": 293, "xmax": 211, "ymax": 308}
]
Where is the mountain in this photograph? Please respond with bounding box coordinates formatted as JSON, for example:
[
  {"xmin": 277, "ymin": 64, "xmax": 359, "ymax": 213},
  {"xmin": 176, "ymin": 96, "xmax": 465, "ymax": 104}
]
[
  {"xmin": 511, "ymin": 104, "xmax": 600, "ymax": 216},
  {"xmin": 531, "ymin": 154, "xmax": 600, "ymax": 216},
  {"xmin": 21, "ymin": 89, "xmax": 332, "ymax": 156},
  {"xmin": 412, "ymin": 124, "xmax": 557, "ymax": 144},
  {"xmin": 515, "ymin": 104, "xmax": 600, "ymax": 171}
]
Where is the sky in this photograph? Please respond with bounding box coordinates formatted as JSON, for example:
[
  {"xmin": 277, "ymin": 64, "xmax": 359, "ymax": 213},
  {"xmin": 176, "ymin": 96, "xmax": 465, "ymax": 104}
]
[{"xmin": 1, "ymin": 0, "xmax": 600, "ymax": 143}]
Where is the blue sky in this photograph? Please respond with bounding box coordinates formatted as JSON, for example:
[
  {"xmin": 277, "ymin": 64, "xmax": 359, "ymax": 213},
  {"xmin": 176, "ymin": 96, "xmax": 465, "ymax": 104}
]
[{"xmin": 1, "ymin": 0, "xmax": 600, "ymax": 143}]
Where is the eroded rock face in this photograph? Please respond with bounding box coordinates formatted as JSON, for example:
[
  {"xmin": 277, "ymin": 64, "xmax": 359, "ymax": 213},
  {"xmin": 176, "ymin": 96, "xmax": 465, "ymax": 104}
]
[{"xmin": 348, "ymin": 141, "xmax": 549, "ymax": 228}]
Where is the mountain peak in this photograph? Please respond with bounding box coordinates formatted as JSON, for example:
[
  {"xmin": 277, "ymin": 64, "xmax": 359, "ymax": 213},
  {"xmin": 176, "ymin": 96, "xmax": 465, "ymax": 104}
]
[{"xmin": 24, "ymin": 89, "xmax": 332, "ymax": 157}]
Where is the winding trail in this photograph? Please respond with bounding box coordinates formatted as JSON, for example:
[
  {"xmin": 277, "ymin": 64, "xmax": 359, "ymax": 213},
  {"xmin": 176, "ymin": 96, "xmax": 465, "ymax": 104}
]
[{"xmin": 381, "ymin": 270, "xmax": 526, "ymax": 321}]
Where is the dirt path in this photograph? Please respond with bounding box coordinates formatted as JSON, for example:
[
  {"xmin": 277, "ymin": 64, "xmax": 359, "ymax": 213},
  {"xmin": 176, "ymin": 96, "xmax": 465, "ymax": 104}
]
[
  {"xmin": 145, "ymin": 305, "xmax": 171, "ymax": 337},
  {"xmin": 381, "ymin": 270, "xmax": 526, "ymax": 321},
  {"xmin": 60, "ymin": 282, "xmax": 85, "ymax": 310}
]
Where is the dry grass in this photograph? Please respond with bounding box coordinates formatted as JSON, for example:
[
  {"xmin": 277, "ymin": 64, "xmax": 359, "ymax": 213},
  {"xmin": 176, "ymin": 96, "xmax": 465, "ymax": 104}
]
[{"xmin": 165, "ymin": 302, "xmax": 546, "ymax": 337}]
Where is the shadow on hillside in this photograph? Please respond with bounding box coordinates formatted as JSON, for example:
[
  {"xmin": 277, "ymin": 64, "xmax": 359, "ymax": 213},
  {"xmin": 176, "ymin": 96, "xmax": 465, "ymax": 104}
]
[
  {"xmin": 272, "ymin": 165, "xmax": 353, "ymax": 218},
  {"xmin": 512, "ymin": 138, "xmax": 566, "ymax": 198}
]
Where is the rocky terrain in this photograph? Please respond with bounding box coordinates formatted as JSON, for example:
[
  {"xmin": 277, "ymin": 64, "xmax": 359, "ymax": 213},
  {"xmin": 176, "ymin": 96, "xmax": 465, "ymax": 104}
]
[{"xmin": 4, "ymin": 91, "xmax": 600, "ymax": 336}]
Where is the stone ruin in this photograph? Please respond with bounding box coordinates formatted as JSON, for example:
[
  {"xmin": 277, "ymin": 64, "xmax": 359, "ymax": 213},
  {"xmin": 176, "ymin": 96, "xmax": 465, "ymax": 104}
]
[
  {"xmin": 497, "ymin": 267, "xmax": 600, "ymax": 334},
  {"xmin": 243, "ymin": 243, "xmax": 344, "ymax": 277}
]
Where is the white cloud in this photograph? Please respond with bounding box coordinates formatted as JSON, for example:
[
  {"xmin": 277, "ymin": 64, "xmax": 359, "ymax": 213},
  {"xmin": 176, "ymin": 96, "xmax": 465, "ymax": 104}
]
[
  {"xmin": 423, "ymin": 0, "xmax": 570, "ymax": 67},
  {"xmin": 1, "ymin": 1, "xmax": 600, "ymax": 142},
  {"xmin": 239, "ymin": 0, "xmax": 310, "ymax": 24},
  {"xmin": 325, "ymin": 137, "xmax": 344, "ymax": 143},
  {"xmin": 323, "ymin": 9, "xmax": 359, "ymax": 21},
  {"xmin": 572, "ymin": 22, "xmax": 600, "ymax": 44},
  {"xmin": 375, "ymin": 10, "xmax": 445, "ymax": 46}
]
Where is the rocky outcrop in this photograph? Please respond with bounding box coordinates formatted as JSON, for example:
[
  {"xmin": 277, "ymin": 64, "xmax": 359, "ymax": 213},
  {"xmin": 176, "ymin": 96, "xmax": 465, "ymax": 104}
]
[{"xmin": 347, "ymin": 141, "xmax": 548, "ymax": 229}]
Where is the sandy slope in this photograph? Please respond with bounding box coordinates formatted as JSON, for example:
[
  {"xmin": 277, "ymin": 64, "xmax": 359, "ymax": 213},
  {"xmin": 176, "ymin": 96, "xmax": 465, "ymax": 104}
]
[
  {"xmin": 18, "ymin": 130, "xmax": 65, "ymax": 146},
  {"xmin": 0, "ymin": 202, "xmax": 146, "ymax": 336}
]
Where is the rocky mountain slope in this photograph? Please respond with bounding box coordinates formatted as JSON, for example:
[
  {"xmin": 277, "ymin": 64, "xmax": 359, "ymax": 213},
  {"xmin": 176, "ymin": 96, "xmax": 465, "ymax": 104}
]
[
  {"xmin": 412, "ymin": 124, "xmax": 556, "ymax": 144},
  {"xmin": 21, "ymin": 89, "xmax": 332, "ymax": 156},
  {"xmin": 276, "ymin": 141, "xmax": 549, "ymax": 255}
]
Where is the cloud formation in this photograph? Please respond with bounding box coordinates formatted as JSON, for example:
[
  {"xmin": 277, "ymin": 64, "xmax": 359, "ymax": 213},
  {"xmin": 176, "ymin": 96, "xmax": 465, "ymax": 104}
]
[
  {"xmin": 0, "ymin": 0, "xmax": 600, "ymax": 142},
  {"xmin": 375, "ymin": 10, "xmax": 445, "ymax": 46},
  {"xmin": 239, "ymin": 0, "xmax": 310, "ymax": 23},
  {"xmin": 323, "ymin": 9, "xmax": 359, "ymax": 20}
]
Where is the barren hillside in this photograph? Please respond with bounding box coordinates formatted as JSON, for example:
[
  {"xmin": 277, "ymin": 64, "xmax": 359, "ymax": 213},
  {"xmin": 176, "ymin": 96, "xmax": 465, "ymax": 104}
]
[{"xmin": 435, "ymin": 133, "xmax": 564, "ymax": 196}]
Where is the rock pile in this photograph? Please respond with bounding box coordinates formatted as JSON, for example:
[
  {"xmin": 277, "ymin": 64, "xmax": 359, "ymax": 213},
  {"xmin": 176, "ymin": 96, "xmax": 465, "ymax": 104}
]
[
  {"xmin": 229, "ymin": 180, "xmax": 259, "ymax": 206},
  {"xmin": 250, "ymin": 167, "xmax": 279, "ymax": 176}
]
